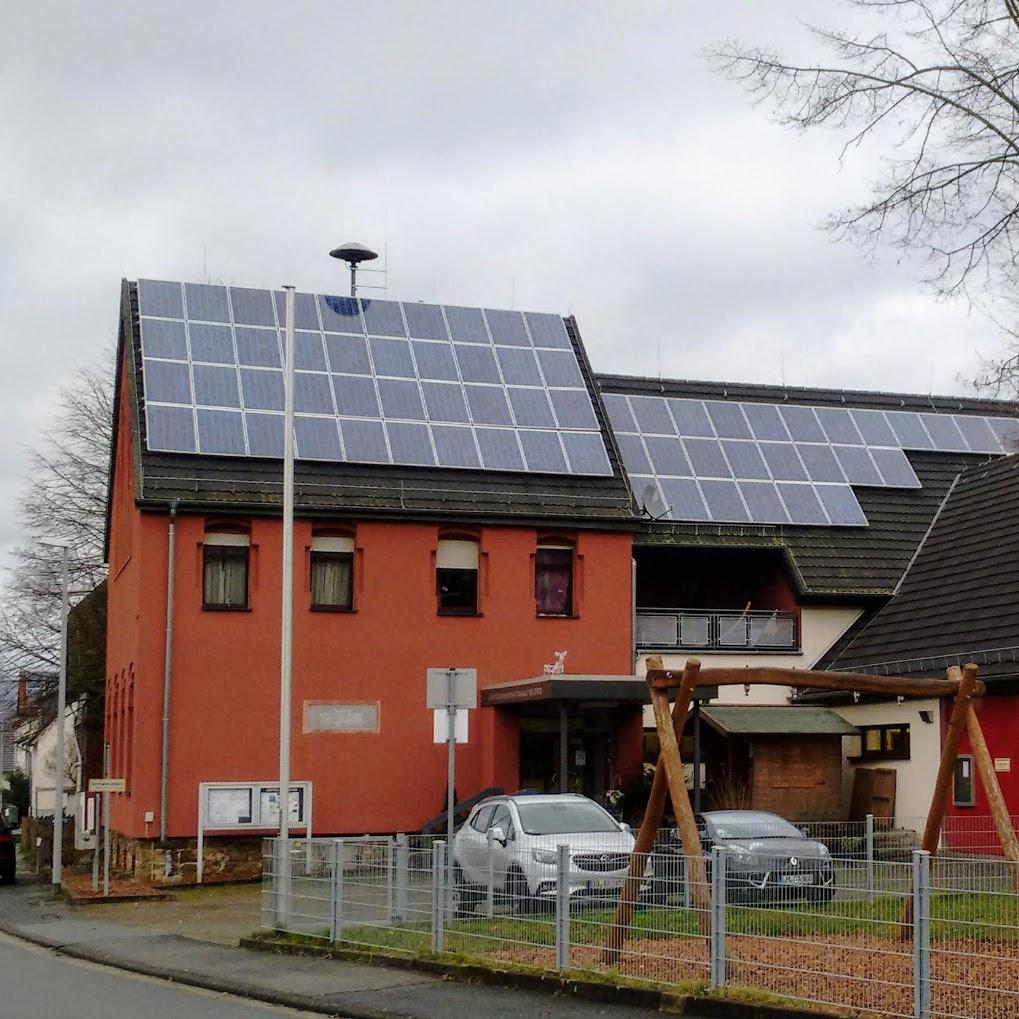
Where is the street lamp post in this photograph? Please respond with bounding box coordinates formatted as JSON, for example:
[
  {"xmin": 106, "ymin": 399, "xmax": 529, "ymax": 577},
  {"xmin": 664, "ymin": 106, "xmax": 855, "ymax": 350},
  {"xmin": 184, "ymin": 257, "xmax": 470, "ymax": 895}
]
[
  {"xmin": 277, "ymin": 285, "xmax": 296, "ymax": 917},
  {"xmin": 51, "ymin": 542, "xmax": 70, "ymax": 891}
]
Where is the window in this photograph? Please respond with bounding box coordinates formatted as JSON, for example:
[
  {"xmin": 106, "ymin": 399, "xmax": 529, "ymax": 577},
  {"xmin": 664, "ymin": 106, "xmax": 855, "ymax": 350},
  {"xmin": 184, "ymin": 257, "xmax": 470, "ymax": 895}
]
[
  {"xmin": 436, "ymin": 538, "xmax": 479, "ymax": 615},
  {"xmin": 470, "ymin": 804, "xmax": 496, "ymax": 833},
  {"xmin": 490, "ymin": 804, "xmax": 513, "ymax": 837},
  {"xmin": 203, "ymin": 531, "xmax": 249, "ymax": 609},
  {"xmin": 856, "ymin": 724, "xmax": 911, "ymax": 761},
  {"xmin": 954, "ymin": 755, "xmax": 975, "ymax": 807},
  {"xmin": 310, "ymin": 535, "xmax": 354, "ymax": 610},
  {"xmin": 535, "ymin": 541, "xmax": 574, "ymax": 617}
]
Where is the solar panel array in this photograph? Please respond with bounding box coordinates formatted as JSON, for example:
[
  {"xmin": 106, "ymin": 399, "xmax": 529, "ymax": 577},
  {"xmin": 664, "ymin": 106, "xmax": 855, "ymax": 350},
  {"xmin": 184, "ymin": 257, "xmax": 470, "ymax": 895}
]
[
  {"xmin": 604, "ymin": 393, "xmax": 1019, "ymax": 529},
  {"xmin": 136, "ymin": 280, "xmax": 612, "ymax": 477}
]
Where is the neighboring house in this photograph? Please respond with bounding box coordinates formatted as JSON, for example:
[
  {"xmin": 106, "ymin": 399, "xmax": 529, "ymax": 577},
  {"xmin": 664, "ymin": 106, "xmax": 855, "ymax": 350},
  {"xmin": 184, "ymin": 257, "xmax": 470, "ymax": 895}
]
[
  {"xmin": 819, "ymin": 454, "xmax": 1019, "ymax": 832},
  {"xmin": 104, "ymin": 274, "xmax": 1019, "ymax": 882},
  {"xmin": 15, "ymin": 700, "xmax": 83, "ymax": 818}
]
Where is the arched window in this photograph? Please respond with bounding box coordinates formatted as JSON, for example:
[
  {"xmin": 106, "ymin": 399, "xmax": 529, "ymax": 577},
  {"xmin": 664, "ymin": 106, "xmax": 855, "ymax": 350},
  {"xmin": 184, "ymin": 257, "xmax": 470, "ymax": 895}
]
[
  {"xmin": 310, "ymin": 533, "xmax": 355, "ymax": 610},
  {"xmin": 203, "ymin": 528, "xmax": 250, "ymax": 609},
  {"xmin": 535, "ymin": 538, "xmax": 574, "ymax": 617},
  {"xmin": 436, "ymin": 536, "xmax": 480, "ymax": 615}
]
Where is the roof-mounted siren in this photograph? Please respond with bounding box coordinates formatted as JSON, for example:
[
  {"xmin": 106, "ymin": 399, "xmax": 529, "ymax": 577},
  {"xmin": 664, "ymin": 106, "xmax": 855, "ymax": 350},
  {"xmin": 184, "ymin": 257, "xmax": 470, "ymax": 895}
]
[
  {"xmin": 329, "ymin": 242, "xmax": 379, "ymax": 298},
  {"xmin": 640, "ymin": 482, "xmax": 669, "ymax": 520}
]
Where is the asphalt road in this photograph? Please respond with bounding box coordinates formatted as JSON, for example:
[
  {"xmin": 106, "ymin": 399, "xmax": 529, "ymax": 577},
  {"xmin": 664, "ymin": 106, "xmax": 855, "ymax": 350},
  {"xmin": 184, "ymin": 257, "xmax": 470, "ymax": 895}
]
[{"xmin": 0, "ymin": 932, "xmax": 316, "ymax": 1019}]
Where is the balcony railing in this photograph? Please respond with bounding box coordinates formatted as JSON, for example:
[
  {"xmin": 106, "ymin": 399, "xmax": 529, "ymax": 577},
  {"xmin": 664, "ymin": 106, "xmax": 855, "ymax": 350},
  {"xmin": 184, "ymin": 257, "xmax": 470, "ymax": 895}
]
[{"xmin": 635, "ymin": 607, "xmax": 800, "ymax": 652}]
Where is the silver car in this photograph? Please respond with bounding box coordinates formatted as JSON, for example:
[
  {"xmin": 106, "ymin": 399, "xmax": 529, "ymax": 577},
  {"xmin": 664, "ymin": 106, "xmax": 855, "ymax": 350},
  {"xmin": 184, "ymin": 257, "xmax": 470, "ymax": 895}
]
[{"xmin": 451, "ymin": 793, "xmax": 636, "ymax": 914}]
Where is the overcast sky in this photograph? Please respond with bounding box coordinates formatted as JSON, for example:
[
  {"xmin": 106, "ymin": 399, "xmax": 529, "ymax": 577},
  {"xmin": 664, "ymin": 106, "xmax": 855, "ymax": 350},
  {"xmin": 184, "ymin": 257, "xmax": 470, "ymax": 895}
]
[{"xmin": 0, "ymin": 1, "xmax": 1007, "ymax": 567}]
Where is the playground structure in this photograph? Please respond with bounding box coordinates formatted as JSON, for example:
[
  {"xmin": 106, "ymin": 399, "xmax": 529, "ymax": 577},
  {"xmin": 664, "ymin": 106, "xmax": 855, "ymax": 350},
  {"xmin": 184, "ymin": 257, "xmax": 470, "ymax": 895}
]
[{"xmin": 603, "ymin": 657, "xmax": 1019, "ymax": 963}]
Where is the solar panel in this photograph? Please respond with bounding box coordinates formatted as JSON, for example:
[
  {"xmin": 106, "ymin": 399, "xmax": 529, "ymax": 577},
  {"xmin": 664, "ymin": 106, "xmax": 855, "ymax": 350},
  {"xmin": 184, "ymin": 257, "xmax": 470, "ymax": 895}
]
[
  {"xmin": 138, "ymin": 281, "xmax": 611, "ymax": 477},
  {"xmin": 604, "ymin": 393, "xmax": 1014, "ymax": 527}
]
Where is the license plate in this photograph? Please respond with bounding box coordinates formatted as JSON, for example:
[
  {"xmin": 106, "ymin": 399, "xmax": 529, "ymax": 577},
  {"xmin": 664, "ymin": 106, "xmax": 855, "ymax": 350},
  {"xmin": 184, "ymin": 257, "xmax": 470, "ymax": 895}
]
[{"xmin": 780, "ymin": 873, "xmax": 814, "ymax": 886}]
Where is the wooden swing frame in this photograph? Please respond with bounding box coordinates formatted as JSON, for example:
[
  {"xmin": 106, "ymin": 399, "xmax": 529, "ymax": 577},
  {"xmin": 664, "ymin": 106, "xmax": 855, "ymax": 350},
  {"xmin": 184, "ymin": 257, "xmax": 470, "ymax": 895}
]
[{"xmin": 602, "ymin": 657, "xmax": 1018, "ymax": 963}]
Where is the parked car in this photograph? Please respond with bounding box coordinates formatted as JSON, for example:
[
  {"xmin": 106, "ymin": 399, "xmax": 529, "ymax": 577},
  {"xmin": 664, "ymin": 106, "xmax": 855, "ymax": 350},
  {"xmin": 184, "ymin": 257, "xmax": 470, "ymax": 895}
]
[
  {"xmin": 0, "ymin": 812, "xmax": 17, "ymax": 885},
  {"xmin": 701, "ymin": 810, "xmax": 835, "ymax": 903},
  {"xmin": 451, "ymin": 793, "xmax": 636, "ymax": 914}
]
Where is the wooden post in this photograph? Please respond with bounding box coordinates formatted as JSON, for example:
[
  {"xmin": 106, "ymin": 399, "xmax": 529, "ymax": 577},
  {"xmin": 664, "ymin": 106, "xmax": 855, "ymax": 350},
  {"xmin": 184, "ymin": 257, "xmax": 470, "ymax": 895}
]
[
  {"xmin": 902, "ymin": 663, "xmax": 978, "ymax": 932},
  {"xmin": 602, "ymin": 657, "xmax": 699, "ymax": 965},
  {"xmin": 965, "ymin": 704, "xmax": 1019, "ymax": 893}
]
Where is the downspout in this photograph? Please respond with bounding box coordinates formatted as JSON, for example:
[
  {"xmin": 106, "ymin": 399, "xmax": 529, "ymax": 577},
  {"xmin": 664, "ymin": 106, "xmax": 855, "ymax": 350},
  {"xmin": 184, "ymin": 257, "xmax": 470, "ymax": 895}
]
[{"xmin": 158, "ymin": 500, "xmax": 179, "ymax": 845}]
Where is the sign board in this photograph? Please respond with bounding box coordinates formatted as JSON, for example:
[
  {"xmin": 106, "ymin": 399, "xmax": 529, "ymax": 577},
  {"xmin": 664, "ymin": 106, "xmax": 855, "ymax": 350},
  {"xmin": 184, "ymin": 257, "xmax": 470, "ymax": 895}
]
[
  {"xmin": 433, "ymin": 708, "xmax": 469, "ymax": 744},
  {"xmin": 995, "ymin": 758, "xmax": 1012, "ymax": 773},
  {"xmin": 303, "ymin": 701, "xmax": 379, "ymax": 733},
  {"xmin": 89, "ymin": 778, "xmax": 126, "ymax": 794},
  {"xmin": 426, "ymin": 668, "xmax": 477, "ymax": 709},
  {"xmin": 197, "ymin": 780, "xmax": 312, "ymax": 884}
]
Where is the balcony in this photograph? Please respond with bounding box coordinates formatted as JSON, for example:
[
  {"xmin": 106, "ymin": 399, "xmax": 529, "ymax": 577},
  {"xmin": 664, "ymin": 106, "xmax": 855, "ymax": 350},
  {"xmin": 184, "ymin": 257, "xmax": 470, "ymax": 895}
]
[{"xmin": 635, "ymin": 608, "xmax": 800, "ymax": 653}]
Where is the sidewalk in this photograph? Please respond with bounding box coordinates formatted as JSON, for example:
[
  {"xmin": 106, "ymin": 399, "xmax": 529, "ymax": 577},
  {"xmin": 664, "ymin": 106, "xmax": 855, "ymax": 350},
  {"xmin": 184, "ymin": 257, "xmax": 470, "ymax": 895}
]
[{"xmin": 0, "ymin": 874, "xmax": 677, "ymax": 1019}]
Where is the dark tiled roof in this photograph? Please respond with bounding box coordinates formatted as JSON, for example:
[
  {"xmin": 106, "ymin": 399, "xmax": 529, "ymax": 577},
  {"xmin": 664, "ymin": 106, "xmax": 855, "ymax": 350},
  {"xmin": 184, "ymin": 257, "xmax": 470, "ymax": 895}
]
[
  {"xmin": 822, "ymin": 455, "xmax": 1019, "ymax": 683},
  {"xmin": 701, "ymin": 705, "xmax": 859, "ymax": 736},
  {"xmin": 595, "ymin": 373, "xmax": 1019, "ymax": 417},
  {"xmin": 597, "ymin": 374, "xmax": 1005, "ymax": 598},
  {"xmin": 117, "ymin": 282, "xmax": 636, "ymax": 530}
]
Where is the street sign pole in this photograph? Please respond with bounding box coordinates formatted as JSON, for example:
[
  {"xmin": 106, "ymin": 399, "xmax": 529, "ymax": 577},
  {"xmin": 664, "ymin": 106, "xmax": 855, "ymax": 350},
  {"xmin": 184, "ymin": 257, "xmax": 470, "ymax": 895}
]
[
  {"xmin": 103, "ymin": 742, "xmax": 111, "ymax": 897},
  {"xmin": 446, "ymin": 668, "xmax": 456, "ymax": 916}
]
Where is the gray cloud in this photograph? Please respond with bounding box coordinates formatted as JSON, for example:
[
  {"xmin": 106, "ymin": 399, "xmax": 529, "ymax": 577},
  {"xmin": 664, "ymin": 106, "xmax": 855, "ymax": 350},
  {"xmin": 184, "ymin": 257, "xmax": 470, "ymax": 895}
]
[{"xmin": 0, "ymin": 1, "xmax": 1005, "ymax": 566}]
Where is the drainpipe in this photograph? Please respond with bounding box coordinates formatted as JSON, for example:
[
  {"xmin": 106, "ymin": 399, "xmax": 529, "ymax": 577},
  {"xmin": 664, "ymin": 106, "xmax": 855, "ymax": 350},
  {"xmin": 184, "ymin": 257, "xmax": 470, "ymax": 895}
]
[{"xmin": 158, "ymin": 500, "xmax": 179, "ymax": 845}]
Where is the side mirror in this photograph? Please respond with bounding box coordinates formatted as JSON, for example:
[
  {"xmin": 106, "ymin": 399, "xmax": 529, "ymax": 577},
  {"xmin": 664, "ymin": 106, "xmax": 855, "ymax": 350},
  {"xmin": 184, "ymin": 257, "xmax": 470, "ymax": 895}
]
[
  {"xmin": 619, "ymin": 821, "xmax": 632, "ymax": 834},
  {"xmin": 488, "ymin": 825, "xmax": 506, "ymax": 846},
  {"xmin": 798, "ymin": 827, "xmax": 809, "ymax": 838}
]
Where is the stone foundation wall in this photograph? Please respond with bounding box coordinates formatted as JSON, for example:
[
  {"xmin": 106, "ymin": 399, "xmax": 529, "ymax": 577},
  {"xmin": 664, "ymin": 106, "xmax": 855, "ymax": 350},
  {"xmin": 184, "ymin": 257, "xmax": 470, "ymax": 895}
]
[{"xmin": 110, "ymin": 832, "xmax": 265, "ymax": 886}]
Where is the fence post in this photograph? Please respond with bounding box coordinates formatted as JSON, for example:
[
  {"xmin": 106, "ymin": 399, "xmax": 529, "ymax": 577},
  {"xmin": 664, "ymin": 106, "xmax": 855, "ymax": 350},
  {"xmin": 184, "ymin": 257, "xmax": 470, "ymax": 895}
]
[
  {"xmin": 386, "ymin": 836, "xmax": 396, "ymax": 924},
  {"xmin": 330, "ymin": 838, "xmax": 344, "ymax": 942},
  {"xmin": 912, "ymin": 849, "xmax": 931, "ymax": 1019},
  {"xmin": 710, "ymin": 846, "xmax": 727, "ymax": 989},
  {"xmin": 556, "ymin": 844, "xmax": 571, "ymax": 973},
  {"xmin": 431, "ymin": 841, "xmax": 445, "ymax": 954},
  {"xmin": 866, "ymin": 814, "xmax": 875, "ymax": 902},
  {"xmin": 486, "ymin": 830, "xmax": 495, "ymax": 918},
  {"xmin": 395, "ymin": 834, "xmax": 409, "ymax": 923}
]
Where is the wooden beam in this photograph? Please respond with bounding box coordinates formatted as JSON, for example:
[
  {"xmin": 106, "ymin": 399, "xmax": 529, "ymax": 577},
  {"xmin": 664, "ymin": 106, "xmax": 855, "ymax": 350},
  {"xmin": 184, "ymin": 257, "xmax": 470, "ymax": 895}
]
[
  {"xmin": 647, "ymin": 666, "xmax": 983, "ymax": 699},
  {"xmin": 902, "ymin": 664, "xmax": 978, "ymax": 933},
  {"xmin": 603, "ymin": 657, "xmax": 698, "ymax": 965},
  {"xmin": 965, "ymin": 704, "xmax": 1019, "ymax": 894}
]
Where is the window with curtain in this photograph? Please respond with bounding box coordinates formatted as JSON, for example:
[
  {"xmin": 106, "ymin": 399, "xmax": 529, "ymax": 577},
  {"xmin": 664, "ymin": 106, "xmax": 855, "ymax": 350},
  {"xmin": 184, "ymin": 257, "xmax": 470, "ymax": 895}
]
[
  {"xmin": 203, "ymin": 531, "xmax": 250, "ymax": 609},
  {"xmin": 310, "ymin": 535, "xmax": 355, "ymax": 610},
  {"xmin": 436, "ymin": 538, "xmax": 479, "ymax": 615},
  {"xmin": 535, "ymin": 543, "xmax": 574, "ymax": 617}
]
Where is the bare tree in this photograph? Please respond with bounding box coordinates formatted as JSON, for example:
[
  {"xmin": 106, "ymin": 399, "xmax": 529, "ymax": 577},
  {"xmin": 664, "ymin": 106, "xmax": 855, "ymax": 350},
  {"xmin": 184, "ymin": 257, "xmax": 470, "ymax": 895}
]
[
  {"xmin": 0, "ymin": 348, "xmax": 114, "ymax": 716},
  {"xmin": 708, "ymin": 0, "xmax": 1019, "ymax": 392}
]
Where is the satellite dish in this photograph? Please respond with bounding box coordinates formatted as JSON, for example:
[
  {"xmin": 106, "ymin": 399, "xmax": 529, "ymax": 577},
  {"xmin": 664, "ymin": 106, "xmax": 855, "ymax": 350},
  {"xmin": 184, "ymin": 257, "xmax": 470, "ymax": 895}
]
[
  {"xmin": 641, "ymin": 483, "xmax": 667, "ymax": 518},
  {"xmin": 329, "ymin": 242, "xmax": 379, "ymax": 266}
]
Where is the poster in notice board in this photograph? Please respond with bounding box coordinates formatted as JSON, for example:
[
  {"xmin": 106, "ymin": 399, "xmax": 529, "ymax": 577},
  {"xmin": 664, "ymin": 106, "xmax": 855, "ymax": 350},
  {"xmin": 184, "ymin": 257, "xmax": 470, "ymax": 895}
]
[{"xmin": 206, "ymin": 787, "xmax": 253, "ymax": 827}]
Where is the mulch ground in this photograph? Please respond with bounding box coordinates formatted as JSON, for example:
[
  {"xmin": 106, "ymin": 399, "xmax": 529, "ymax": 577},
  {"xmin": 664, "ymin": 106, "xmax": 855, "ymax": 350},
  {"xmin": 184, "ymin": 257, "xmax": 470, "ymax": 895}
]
[
  {"xmin": 62, "ymin": 869, "xmax": 168, "ymax": 902},
  {"xmin": 488, "ymin": 934, "xmax": 1019, "ymax": 1019}
]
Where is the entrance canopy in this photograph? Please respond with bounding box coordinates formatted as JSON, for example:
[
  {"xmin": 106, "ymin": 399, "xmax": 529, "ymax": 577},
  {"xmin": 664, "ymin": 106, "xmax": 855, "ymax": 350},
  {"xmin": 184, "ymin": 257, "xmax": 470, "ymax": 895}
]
[{"xmin": 481, "ymin": 675, "xmax": 646, "ymax": 714}]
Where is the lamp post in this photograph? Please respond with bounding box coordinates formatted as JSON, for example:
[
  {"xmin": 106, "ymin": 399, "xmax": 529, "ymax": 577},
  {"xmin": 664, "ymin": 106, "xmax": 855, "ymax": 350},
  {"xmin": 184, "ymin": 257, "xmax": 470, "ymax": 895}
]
[
  {"xmin": 41, "ymin": 541, "xmax": 70, "ymax": 891},
  {"xmin": 277, "ymin": 285, "xmax": 296, "ymax": 914}
]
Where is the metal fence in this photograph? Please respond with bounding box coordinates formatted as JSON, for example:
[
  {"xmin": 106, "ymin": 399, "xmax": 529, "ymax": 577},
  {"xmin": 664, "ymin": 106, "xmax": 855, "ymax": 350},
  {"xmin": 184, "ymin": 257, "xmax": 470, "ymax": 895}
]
[{"xmin": 263, "ymin": 821, "xmax": 1019, "ymax": 1019}]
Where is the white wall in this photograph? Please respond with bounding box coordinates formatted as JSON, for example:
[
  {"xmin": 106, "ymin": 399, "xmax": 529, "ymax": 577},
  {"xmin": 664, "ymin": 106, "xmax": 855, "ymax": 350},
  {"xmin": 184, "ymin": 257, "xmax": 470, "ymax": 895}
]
[
  {"xmin": 21, "ymin": 707, "xmax": 80, "ymax": 817},
  {"xmin": 830, "ymin": 698, "xmax": 941, "ymax": 828},
  {"xmin": 639, "ymin": 604, "xmax": 864, "ymax": 724}
]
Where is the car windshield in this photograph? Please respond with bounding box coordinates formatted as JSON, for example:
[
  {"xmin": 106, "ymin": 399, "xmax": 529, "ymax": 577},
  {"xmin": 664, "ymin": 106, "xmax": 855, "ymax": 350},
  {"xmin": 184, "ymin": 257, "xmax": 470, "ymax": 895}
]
[
  {"xmin": 708, "ymin": 816, "xmax": 802, "ymax": 840},
  {"xmin": 515, "ymin": 801, "xmax": 620, "ymax": 835}
]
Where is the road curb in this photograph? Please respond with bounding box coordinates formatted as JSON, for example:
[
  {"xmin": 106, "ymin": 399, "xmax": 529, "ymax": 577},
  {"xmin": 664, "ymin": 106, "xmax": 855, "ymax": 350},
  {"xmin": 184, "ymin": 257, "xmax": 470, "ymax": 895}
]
[{"xmin": 242, "ymin": 935, "xmax": 844, "ymax": 1019}]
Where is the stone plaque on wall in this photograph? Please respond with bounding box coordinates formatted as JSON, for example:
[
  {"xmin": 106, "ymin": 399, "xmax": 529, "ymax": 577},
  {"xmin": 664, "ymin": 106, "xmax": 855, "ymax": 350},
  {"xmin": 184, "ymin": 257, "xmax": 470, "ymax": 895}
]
[{"xmin": 303, "ymin": 701, "xmax": 380, "ymax": 734}]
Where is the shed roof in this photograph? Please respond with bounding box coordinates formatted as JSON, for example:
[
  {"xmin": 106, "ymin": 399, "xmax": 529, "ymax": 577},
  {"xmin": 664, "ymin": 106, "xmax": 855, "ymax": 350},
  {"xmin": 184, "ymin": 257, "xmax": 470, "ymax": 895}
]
[{"xmin": 701, "ymin": 705, "xmax": 858, "ymax": 737}]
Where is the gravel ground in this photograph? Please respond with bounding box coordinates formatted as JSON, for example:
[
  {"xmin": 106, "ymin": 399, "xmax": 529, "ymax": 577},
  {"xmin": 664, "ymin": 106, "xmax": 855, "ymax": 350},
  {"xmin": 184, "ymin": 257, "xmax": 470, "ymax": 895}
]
[{"xmin": 487, "ymin": 934, "xmax": 1019, "ymax": 1019}]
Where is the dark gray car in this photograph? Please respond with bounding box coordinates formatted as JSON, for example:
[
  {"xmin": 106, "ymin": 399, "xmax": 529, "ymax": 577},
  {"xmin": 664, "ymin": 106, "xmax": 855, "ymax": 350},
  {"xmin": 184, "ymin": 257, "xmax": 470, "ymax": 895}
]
[{"xmin": 701, "ymin": 810, "xmax": 835, "ymax": 903}]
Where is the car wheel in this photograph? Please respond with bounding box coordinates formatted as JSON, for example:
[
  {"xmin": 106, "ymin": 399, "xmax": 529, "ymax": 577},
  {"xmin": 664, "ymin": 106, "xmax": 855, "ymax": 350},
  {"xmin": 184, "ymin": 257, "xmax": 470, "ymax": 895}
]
[
  {"xmin": 0, "ymin": 867, "xmax": 14, "ymax": 886},
  {"xmin": 506, "ymin": 865, "xmax": 536, "ymax": 915},
  {"xmin": 451, "ymin": 863, "xmax": 477, "ymax": 918}
]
